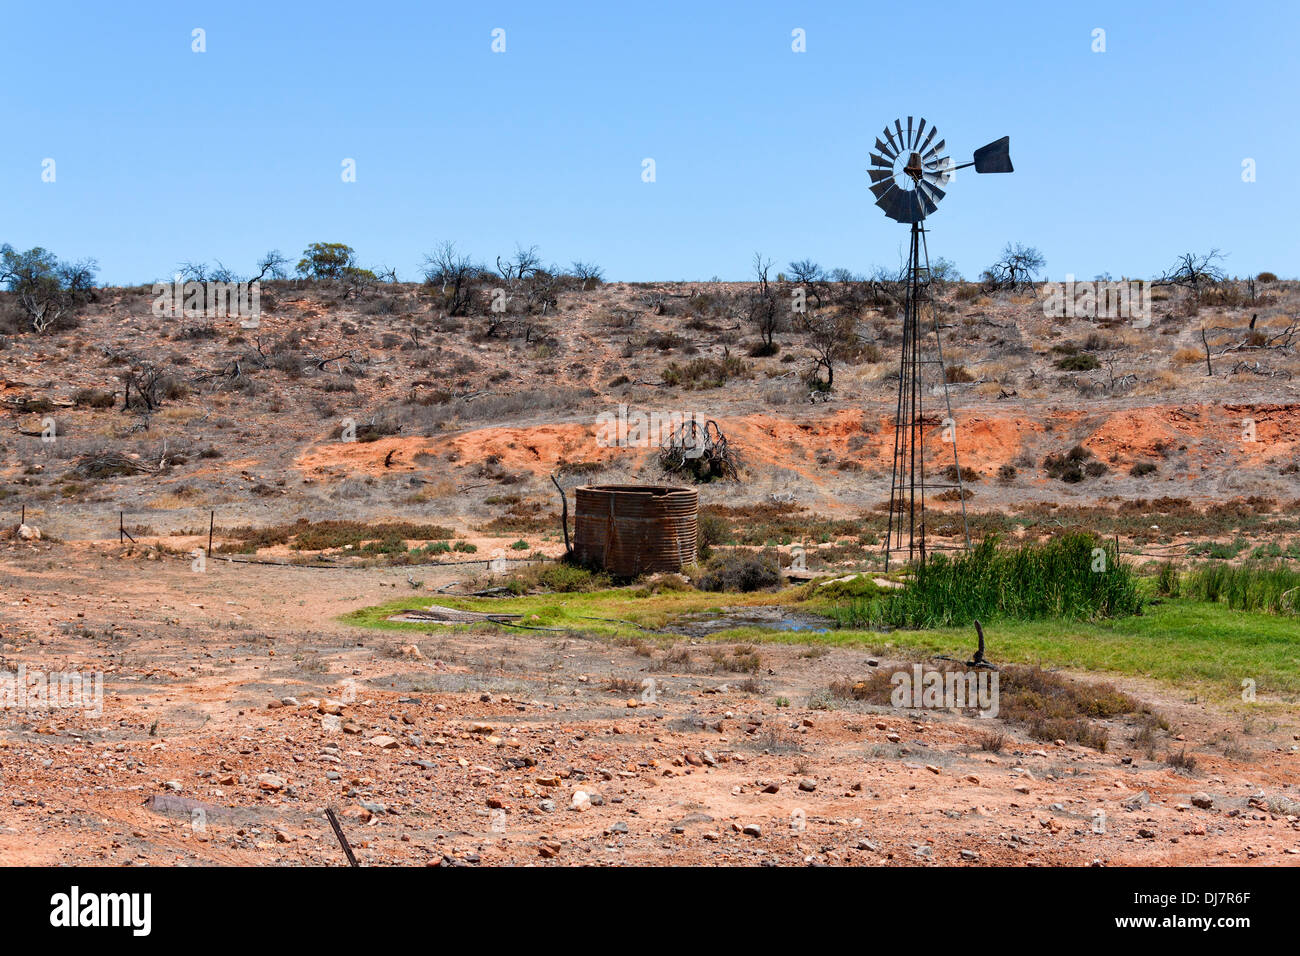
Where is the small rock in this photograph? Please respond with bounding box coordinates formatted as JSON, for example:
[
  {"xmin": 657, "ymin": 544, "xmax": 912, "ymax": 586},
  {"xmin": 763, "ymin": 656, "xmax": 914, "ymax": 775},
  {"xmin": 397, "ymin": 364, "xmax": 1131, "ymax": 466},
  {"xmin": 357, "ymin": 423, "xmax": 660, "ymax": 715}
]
[{"xmin": 1123, "ymin": 791, "xmax": 1151, "ymax": 811}]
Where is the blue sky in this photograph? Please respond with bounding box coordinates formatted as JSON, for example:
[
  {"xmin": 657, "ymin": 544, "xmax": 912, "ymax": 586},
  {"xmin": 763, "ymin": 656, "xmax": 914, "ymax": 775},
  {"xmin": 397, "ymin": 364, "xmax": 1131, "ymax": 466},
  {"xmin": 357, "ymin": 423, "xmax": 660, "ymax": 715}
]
[{"xmin": 1, "ymin": 1, "xmax": 1295, "ymax": 285}]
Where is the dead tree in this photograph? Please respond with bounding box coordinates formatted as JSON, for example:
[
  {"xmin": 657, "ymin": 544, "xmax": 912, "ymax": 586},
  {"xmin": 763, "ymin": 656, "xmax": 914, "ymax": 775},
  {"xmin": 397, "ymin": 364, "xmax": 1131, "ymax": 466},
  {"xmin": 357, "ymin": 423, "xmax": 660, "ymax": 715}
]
[
  {"xmin": 752, "ymin": 252, "xmax": 773, "ymax": 296},
  {"xmin": 422, "ymin": 242, "xmax": 480, "ymax": 317},
  {"xmin": 981, "ymin": 242, "xmax": 1045, "ymax": 291},
  {"xmin": 805, "ymin": 312, "xmax": 853, "ymax": 393},
  {"xmin": 570, "ymin": 261, "xmax": 604, "ymax": 291},
  {"xmin": 659, "ymin": 419, "xmax": 741, "ymax": 482},
  {"xmin": 747, "ymin": 291, "xmax": 780, "ymax": 355},
  {"xmin": 1157, "ymin": 250, "xmax": 1227, "ymax": 297},
  {"xmin": 787, "ymin": 259, "xmax": 824, "ymax": 309},
  {"xmin": 122, "ymin": 363, "xmax": 166, "ymax": 411}
]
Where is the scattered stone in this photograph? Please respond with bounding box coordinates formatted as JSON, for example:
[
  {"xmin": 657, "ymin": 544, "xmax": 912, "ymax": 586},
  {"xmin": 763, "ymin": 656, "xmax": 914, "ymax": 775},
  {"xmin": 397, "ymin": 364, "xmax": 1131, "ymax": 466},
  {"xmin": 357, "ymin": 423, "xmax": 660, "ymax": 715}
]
[
  {"xmin": 1191, "ymin": 792, "xmax": 1214, "ymax": 809},
  {"xmin": 1123, "ymin": 791, "xmax": 1151, "ymax": 811}
]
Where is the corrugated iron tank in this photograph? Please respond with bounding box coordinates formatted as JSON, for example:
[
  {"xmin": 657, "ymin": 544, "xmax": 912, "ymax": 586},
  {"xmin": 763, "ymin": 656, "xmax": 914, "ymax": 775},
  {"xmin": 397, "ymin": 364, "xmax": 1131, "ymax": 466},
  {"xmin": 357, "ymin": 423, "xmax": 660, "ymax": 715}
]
[{"xmin": 573, "ymin": 485, "xmax": 698, "ymax": 576}]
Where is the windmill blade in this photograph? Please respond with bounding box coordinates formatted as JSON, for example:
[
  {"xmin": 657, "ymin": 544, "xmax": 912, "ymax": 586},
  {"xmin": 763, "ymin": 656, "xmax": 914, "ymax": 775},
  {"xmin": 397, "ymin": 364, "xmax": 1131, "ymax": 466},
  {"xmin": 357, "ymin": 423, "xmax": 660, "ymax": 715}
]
[
  {"xmin": 882, "ymin": 127, "xmax": 899, "ymax": 154},
  {"xmin": 915, "ymin": 117, "xmax": 927, "ymax": 147},
  {"xmin": 906, "ymin": 116, "xmax": 913, "ymax": 149},
  {"xmin": 917, "ymin": 124, "xmax": 936, "ymax": 155},
  {"xmin": 870, "ymin": 179, "xmax": 897, "ymax": 201},
  {"xmin": 868, "ymin": 168, "xmax": 894, "ymax": 185},
  {"xmin": 914, "ymin": 189, "xmax": 937, "ymax": 218},
  {"xmin": 923, "ymin": 138, "xmax": 946, "ymax": 162},
  {"xmin": 894, "ymin": 118, "xmax": 905, "ymax": 146},
  {"xmin": 917, "ymin": 180, "xmax": 946, "ymax": 204},
  {"xmin": 874, "ymin": 137, "xmax": 897, "ymax": 160},
  {"xmin": 879, "ymin": 189, "xmax": 913, "ymax": 223},
  {"xmin": 973, "ymin": 135, "xmax": 1013, "ymax": 173},
  {"xmin": 869, "ymin": 153, "xmax": 892, "ymax": 169}
]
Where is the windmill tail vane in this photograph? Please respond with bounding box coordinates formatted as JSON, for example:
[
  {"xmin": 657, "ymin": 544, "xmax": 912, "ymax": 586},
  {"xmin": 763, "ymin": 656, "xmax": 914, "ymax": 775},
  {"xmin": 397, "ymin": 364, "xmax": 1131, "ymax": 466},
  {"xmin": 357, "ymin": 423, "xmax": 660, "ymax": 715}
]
[{"xmin": 871, "ymin": 117, "xmax": 1013, "ymax": 570}]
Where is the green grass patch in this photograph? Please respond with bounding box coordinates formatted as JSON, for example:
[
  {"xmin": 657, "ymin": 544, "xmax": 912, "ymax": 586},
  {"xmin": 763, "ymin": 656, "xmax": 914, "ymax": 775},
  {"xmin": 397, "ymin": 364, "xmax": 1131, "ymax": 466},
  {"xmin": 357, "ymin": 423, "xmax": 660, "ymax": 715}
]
[
  {"xmin": 832, "ymin": 534, "xmax": 1141, "ymax": 629},
  {"xmin": 340, "ymin": 562, "xmax": 1298, "ymax": 701},
  {"xmin": 1183, "ymin": 561, "xmax": 1299, "ymax": 614}
]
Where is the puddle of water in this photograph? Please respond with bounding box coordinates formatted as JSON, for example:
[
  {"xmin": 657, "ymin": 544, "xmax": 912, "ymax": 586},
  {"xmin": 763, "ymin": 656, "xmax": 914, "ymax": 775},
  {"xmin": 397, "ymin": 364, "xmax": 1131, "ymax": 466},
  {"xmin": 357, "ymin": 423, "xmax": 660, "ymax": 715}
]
[{"xmin": 668, "ymin": 606, "xmax": 834, "ymax": 637}]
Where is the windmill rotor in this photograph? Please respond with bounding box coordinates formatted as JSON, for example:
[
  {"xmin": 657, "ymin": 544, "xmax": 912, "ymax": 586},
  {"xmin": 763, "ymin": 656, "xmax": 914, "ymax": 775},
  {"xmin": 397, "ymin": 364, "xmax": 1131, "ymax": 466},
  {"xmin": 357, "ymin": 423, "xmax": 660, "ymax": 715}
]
[
  {"xmin": 867, "ymin": 117, "xmax": 1011, "ymax": 224},
  {"xmin": 867, "ymin": 116, "xmax": 954, "ymax": 224}
]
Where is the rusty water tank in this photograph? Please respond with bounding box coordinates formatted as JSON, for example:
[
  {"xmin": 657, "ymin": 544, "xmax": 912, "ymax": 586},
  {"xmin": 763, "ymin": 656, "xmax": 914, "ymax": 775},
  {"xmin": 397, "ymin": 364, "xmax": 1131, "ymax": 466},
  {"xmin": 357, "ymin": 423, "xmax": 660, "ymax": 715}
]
[{"xmin": 573, "ymin": 485, "xmax": 698, "ymax": 576}]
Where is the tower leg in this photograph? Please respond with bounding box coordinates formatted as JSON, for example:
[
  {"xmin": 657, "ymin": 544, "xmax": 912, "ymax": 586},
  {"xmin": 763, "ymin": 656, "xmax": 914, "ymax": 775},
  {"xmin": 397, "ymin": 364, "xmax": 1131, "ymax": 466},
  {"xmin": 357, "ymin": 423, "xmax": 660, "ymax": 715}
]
[{"xmin": 883, "ymin": 220, "xmax": 971, "ymax": 569}]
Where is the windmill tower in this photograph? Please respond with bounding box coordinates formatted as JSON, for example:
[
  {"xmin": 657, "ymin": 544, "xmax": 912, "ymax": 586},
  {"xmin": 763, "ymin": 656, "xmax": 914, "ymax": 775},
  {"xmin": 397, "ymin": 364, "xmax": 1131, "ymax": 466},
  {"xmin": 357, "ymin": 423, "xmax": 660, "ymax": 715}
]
[{"xmin": 868, "ymin": 117, "xmax": 1013, "ymax": 569}]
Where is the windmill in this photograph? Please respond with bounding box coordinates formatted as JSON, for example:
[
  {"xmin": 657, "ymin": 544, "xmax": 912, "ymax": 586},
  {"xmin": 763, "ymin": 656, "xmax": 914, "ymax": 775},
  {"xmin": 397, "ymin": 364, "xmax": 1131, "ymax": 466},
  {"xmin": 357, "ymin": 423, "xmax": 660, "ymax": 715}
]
[{"xmin": 869, "ymin": 117, "xmax": 1013, "ymax": 569}]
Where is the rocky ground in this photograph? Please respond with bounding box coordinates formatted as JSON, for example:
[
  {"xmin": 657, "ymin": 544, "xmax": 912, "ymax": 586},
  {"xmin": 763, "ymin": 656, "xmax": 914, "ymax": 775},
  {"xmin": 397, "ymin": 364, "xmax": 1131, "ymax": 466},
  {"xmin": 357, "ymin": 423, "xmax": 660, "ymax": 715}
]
[{"xmin": 1, "ymin": 541, "xmax": 1297, "ymax": 867}]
